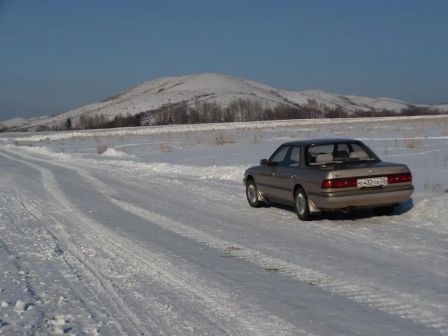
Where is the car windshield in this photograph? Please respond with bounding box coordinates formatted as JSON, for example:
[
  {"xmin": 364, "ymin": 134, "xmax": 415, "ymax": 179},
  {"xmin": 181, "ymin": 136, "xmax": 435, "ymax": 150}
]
[{"xmin": 306, "ymin": 142, "xmax": 377, "ymax": 166}]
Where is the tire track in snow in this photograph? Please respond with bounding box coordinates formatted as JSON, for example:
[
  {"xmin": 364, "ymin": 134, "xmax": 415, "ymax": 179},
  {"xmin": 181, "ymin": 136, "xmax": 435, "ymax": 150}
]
[
  {"xmin": 108, "ymin": 197, "xmax": 448, "ymax": 335},
  {"xmin": 73, "ymin": 160, "xmax": 448, "ymax": 279},
  {"xmin": 151, "ymin": 171, "xmax": 448, "ymax": 267},
  {"xmin": 405, "ymin": 198, "xmax": 448, "ymax": 235},
  {"xmin": 5, "ymin": 146, "xmax": 448, "ymax": 335},
  {"xmin": 264, "ymin": 203, "xmax": 448, "ymax": 275},
  {"xmin": 0, "ymin": 151, "xmax": 151, "ymax": 336},
  {"xmin": 107, "ymin": 169, "xmax": 448, "ymax": 268},
  {"xmin": 0, "ymin": 149, "xmax": 305, "ymax": 336},
  {"xmin": 0, "ymin": 189, "xmax": 112, "ymax": 335}
]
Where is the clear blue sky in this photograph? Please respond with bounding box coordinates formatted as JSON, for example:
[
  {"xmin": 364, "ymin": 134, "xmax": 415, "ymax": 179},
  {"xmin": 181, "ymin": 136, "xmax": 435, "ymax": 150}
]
[{"xmin": 1, "ymin": 0, "xmax": 447, "ymax": 120}]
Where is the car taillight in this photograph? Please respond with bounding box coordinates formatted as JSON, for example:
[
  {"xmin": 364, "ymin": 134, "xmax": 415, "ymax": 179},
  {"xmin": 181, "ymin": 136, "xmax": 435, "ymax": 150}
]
[
  {"xmin": 321, "ymin": 178, "xmax": 357, "ymax": 189},
  {"xmin": 388, "ymin": 172, "xmax": 412, "ymax": 184}
]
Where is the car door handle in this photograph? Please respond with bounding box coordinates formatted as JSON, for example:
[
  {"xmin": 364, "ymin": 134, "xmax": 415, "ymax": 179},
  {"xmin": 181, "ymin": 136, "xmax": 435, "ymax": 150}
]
[{"xmin": 291, "ymin": 174, "xmax": 296, "ymax": 179}]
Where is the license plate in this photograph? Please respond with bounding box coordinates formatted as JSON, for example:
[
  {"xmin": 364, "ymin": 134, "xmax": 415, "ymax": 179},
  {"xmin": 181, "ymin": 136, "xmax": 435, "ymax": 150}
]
[{"xmin": 357, "ymin": 177, "xmax": 388, "ymax": 188}]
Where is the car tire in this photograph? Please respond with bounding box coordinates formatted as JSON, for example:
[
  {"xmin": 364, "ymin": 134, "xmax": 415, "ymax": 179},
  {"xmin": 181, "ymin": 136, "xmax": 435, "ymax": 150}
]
[
  {"xmin": 373, "ymin": 205, "xmax": 395, "ymax": 216},
  {"xmin": 246, "ymin": 179, "xmax": 264, "ymax": 208},
  {"xmin": 295, "ymin": 187, "xmax": 312, "ymax": 221}
]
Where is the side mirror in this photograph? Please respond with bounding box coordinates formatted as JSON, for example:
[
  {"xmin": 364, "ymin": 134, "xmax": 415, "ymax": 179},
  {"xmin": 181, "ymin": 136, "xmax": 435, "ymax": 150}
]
[{"xmin": 260, "ymin": 159, "xmax": 268, "ymax": 166}]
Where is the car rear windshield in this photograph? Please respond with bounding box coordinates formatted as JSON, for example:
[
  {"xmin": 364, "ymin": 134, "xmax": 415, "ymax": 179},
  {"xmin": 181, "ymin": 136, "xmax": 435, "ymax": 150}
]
[{"xmin": 306, "ymin": 142, "xmax": 377, "ymax": 166}]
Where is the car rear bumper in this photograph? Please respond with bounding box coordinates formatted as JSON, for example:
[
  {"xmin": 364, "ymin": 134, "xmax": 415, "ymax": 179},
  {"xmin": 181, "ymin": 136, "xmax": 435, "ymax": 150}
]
[{"xmin": 309, "ymin": 185, "xmax": 414, "ymax": 211}]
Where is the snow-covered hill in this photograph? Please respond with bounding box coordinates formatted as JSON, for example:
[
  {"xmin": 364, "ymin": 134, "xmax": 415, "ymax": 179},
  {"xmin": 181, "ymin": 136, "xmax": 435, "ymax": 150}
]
[{"xmin": 1, "ymin": 73, "xmax": 446, "ymax": 131}]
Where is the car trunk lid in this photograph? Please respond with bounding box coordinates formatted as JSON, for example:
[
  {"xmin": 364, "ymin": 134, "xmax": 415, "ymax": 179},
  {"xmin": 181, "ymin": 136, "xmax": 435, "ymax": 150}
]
[
  {"xmin": 319, "ymin": 161, "xmax": 411, "ymax": 192},
  {"xmin": 321, "ymin": 161, "xmax": 409, "ymax": 179}
]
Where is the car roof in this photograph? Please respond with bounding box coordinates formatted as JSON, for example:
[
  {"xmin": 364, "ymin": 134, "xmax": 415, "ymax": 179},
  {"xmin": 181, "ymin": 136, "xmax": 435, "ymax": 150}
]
[{"xmin": 281, "ymin": 138, "xmax": 362, "ymax": 146}]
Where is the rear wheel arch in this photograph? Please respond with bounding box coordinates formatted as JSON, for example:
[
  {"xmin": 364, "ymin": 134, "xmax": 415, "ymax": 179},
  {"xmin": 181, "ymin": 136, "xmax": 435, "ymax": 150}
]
[
  {"xmin": 293, "ymin": 184, "xmax": 306, "ymax": 199},
  {"xmin": 293, "ymin": 184, "xmax": 312, "ymax": 221}
]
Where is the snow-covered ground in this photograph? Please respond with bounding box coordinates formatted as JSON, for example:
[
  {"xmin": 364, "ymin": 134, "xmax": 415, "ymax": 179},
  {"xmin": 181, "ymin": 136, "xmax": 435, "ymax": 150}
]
[{"xmin": 1, "ymin": 116, "xmax": 447, "ymax": 335}]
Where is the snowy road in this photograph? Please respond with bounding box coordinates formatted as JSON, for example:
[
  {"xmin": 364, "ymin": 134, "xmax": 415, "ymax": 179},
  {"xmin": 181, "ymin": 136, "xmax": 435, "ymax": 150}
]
[{"xmin": 1, "ymin": 117, "xmax": 448, "ymax": 335}]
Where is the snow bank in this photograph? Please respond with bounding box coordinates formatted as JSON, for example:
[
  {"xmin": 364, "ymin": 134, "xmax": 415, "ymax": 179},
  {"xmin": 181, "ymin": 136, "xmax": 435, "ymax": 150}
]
[
  {"xmin": 11, "ymin": 145, "xmax": 69, "ymax": 159},
  {"xmin": 8, "ymin": 145, "xmax": 244, "ymax": 182},
  {"xmin": 138, "ymin": 162, "xmax": 245, "ymax": 181},
  {"xmin": 100, "ymin": 147, "xmax": 127, "ymax": 157},
  {"xmin": 85, "ymin": 158, "xmax": 244, "ymax": 182}
]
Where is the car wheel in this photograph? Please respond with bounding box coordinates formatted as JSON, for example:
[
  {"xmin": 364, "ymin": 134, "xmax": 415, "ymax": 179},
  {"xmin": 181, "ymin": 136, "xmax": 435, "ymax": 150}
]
[
  {"xmin": 373, "ymin": 205, "xmax": 395, "ymax": 216},
  {"xmin": 246, "ymin": 179, "xmax": 264, "ymax": 208},
  {"xmin": 295, "ymin": 187, "xmax": 312, "ymax": 221}
]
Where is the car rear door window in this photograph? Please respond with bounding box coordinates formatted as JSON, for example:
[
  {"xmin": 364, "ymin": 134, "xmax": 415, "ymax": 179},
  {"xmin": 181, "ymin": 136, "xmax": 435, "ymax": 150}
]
[{"xmin": 285, "ymin": 146, "xmax": 301, "ymax": 167}]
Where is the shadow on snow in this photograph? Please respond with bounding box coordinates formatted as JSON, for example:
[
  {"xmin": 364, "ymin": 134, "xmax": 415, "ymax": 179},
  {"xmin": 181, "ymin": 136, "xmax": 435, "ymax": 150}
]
[{"xmin": 264, "ymin": 199, "xmax": 414, "ymax": 222}]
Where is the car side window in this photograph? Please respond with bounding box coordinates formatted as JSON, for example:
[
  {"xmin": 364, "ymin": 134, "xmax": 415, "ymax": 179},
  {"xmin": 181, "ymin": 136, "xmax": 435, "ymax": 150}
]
[
  {"xmin": 336, "ymin": 143, "xmax": 349, "ymax": 154},
  {"xmin": 285, "ymin": 146, "xmax": 301, "ymax": 167},
  {"xmin": 269, "ymin": 146, "xmax": 290, "ymax": 165},
  {"xmin": 307, "ymin": 144, "xmax": 334, "ymax": 164},
  {"xmin": 350, "ymin": 143, "xmax": 364, "ymax": 153},
  {"xmin": 334, "ymin": 143, "xmax": 350, "ymax": 160},
  {"xmin": 348, "ymin": 143, "xmax": 371, "ymax": 160}
]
